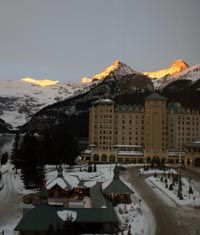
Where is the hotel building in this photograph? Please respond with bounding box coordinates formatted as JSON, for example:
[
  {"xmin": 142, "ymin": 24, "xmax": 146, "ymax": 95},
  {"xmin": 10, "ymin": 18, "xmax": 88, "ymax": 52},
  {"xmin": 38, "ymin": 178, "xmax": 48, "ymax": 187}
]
[{"xmin": 82, "ymin": 93, "xmax": 200, "ymax": 166}]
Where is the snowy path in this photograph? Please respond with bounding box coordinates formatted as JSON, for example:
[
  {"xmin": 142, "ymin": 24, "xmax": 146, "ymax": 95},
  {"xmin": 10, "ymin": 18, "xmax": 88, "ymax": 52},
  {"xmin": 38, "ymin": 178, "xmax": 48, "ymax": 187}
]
[
  {"xmin": 0, "ymin": 163, "xmax": 152, "ymax": 235},
  {"xmin": 0, "ymin": 165, "xmax": 26, "ymax": 232},
  {"xmin": 124, "ymin": 166, "xmax": 200, "ymax": 235}
]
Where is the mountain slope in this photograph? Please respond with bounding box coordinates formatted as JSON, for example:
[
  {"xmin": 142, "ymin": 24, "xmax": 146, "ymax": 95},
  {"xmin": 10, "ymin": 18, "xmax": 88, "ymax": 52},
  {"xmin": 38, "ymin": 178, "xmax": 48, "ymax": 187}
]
[
  {"xmin": 21, "ymin": 72, "xmax": 154, "ymax": 133},
  {"xmin": 156, "ymin": 64, "xmax": 200, "ymax": 89},
  {"xmin": 0, "ymin": 79, "xmax": 86, "ymax": 128},
  {"xmin": 0, "ymin": 118, "xmax": 13, "ymax": 133},
  {"xmin": 1, "ymin": 59, "xmax": 200, "ymax": 131},
  {"xmin": 81, "ymin": 60, "xmax": 140, "ymax": 83},
  {"xmin": 144, "ymin": 60, "xmax": 189, "ymax": 79}
]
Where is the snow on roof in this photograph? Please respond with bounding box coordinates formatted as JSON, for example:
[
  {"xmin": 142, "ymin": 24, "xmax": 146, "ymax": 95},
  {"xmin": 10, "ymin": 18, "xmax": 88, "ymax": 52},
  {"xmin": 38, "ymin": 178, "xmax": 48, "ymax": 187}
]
[
  {"xmin": 167, "ymin": 150, "xmax": 185, "ymax": 156},
  {"xmin": 118, "ymin": 151, "xmax": 143, "ymax": 156},
  {"xmin": 102, "ymin": 179, "xmax": 112, "ymax": 190},
  {"xmin": 65, "ymin": 175, "xmax": 80, "ymax": 187},
  {"xmin": 46, "ymin": 177, "xmax": 69, "ymax": 190},
  {"xmin": 46, "ymin": 174, "xmax": 79, "ymax": 190},
  {"xmin": 92, "ymin": 99, "xmax": 114, "ymax": 105},
  {"xmin": 194, "ymin": 141, "xmax": 200, "ymax": 143},
  {"xmin": 83, "ymin": 181, "xmax": 97, "ymax": 188},
  {"xmin": 102, "ymin": 177, "xmax": 134, "ymax": 193},
  {"xmin": 114, "ymin": 144, "xmax": 143, "ymax": 148},
  {"xmin": 57, "ymin": 210, "xmax": 77, "ymax": 221},
  {"xmin": 84, "ymin": 149, "xmax": 92, "ymax": 154}
]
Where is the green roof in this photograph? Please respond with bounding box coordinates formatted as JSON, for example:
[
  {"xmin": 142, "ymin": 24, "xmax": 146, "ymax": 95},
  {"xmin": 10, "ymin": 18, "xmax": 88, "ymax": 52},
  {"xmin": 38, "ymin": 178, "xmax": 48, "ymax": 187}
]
[
  {"xmin": 40, "ymin": 186, "xmax": 48, "ymax": 198},
  {"xmin": 14, "ymin": 204, "xmax": 63, "ymax": 232},
  {"xmin": 90, "ymin": 182, "xmax": 107, "ymax": 208},
  {"xmin": 62, "ymin": 208, "xmax": 119, "ymax": 223},
  {"xmin": 46, "ymin": 167, "xmax": 73, "ymax": 191},
  {"xmin": 103, "ymin": 179, "xmax": 133, "ymax": 194},
  {"xmin": 103, "ymin": 165, "xmax": 133, "ymax": 194},
  {"xmin": 167, "ymin": 101, "xmax": 185, "ymax": 113},
  {"xmin": 145, "ymin": 93, "xmax": 167, "ymax": 101},
  {"xmin": 116, "ymin": 104, "xmax": 144, "ymax": 112},
  {"xmin": 103, "ymin": 178, "xmax": 134, "ymax": 194}
]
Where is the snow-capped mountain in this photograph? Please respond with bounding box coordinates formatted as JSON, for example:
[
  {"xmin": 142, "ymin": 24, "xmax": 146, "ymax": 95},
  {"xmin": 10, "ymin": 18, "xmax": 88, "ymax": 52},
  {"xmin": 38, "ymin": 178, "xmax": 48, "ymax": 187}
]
[
  {"xmin": 0, "ymin": 118, "xmax": 13, "ymax": 133},
  {"xmin": 21, "ymin": 71, "xmax": 153, "ymax": 133},
  {"xmin": 0, "ymin": 61, "xmax": 141, "ymax": 130},
  {"xmin": 156, "ymin": 64, "xmax": 200, "ymax": 89},
  {"xmin": 81, "ymin": 60, "xmax": 140, "ymax": 83},
  {"xmin": 0, "ymin": 78, "xmax": 87, "ymax": 129},
  {"xmin": 144, "ymin": 60, "xmax": 189, "ymax": 80},
  {"xmin": 1, "ymin": 59, "xmax": 200, "ymax": 131}
]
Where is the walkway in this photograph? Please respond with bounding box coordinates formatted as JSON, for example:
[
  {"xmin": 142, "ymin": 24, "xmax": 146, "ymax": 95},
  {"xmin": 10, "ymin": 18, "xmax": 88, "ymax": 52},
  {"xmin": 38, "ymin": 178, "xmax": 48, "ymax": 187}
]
[{"xmin": 123, "ymin": 166, "xmax": 200, "ymax": 235}]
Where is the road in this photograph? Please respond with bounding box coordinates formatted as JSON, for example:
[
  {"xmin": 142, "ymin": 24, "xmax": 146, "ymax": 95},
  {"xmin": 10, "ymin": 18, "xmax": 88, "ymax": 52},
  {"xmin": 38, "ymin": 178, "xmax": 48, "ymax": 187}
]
[
  {"xmin": 123, "ymin": 166, "xmax": 200, "ymax": 235},
  {"xmin": 0, "ymin": 167, "xmax": 24, "ymax": 229}
]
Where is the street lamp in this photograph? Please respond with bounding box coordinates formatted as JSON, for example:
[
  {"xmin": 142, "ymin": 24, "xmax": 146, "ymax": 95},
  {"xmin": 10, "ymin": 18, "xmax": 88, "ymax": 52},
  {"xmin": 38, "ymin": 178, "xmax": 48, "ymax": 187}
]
[{"xmin": 177, "ymin": 152, "xmax": 182, "ymax": 200}]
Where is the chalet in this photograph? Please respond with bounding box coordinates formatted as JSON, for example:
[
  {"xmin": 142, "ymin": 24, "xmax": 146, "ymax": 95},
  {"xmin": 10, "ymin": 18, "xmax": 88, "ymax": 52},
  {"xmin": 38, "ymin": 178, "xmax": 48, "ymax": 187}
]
[
  {"xmin": 102, "ymin": 165, "xmax": 134, "ymax": 205},
  {"xmin": 46, "ymin": 165, "xmax": 74, "ymax": 197},
  {"xmin": 15, "ymin": 165, "xmax": 134, "ymax": 234},
  {"xmin": 15, "ymin": 185, "xmax": 119, "ymax": 234}
]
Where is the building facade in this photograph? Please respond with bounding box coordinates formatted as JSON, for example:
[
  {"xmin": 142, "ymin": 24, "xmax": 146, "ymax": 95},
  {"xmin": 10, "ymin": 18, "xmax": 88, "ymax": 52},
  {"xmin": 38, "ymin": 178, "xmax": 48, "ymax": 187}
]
[{"xmin": 82, "ymin": 93, "xmax": 200, "ymax": 166}]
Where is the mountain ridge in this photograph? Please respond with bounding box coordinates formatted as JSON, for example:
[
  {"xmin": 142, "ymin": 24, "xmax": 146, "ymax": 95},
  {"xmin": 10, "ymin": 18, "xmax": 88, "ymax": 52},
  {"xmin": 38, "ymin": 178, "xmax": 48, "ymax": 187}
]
[
  {"xmin": 81, "ymin": 60, "xmax": 140, "ymax": 83},
  {"xmin": 0, "ymin": 59, "xmax": 200, "ymax": 131},
  {"xmin": 144, "ymin": 59, "xmax": 189, "ymax": 79},
  {"xmin": 0, "ymin": 79, "xmax": 87, "ymax": 128}
]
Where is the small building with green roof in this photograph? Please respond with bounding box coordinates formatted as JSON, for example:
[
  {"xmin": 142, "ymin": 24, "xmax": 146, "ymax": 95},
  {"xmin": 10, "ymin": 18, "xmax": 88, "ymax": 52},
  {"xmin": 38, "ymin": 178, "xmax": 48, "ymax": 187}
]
[
  {"xmin": 102, "ymin": 165, "xmax": 134, "ymax": 205},
  {"xmin": 46, "ymin": 165, "xmax": 74, "ymax": 197},
  {"xmin": 15, "ymin": 179, "xmax": 119, "ymax": 235}
]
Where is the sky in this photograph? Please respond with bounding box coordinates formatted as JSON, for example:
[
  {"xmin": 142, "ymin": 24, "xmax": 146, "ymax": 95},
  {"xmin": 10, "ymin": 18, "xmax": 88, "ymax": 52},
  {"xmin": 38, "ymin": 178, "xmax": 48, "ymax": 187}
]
[{"xmin": 0, "ymin": 0, "xmax": 199, "ymax": 83}]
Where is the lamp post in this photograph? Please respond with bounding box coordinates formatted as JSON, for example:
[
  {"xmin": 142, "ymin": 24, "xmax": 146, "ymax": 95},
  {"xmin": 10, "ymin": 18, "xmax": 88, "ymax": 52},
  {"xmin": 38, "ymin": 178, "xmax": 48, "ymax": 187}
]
[{"xmin": 177, "ymin": 152, "xmax": 182, "ymax": 199}]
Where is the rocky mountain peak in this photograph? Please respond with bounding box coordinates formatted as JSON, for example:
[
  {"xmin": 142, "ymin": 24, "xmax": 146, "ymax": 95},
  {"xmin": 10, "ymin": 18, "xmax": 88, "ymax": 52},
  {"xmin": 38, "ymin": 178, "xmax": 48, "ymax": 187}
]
[
  {"xmin": 144, "ymin": 59, "xmax": 189, "ymax": 79},
  {"xmin": 81, "ymin": 60, "xmax": 137, "ymax": 83},
  {"xmin": 171, "ymin": 59, "xmax": 189, "ymax": 70}
]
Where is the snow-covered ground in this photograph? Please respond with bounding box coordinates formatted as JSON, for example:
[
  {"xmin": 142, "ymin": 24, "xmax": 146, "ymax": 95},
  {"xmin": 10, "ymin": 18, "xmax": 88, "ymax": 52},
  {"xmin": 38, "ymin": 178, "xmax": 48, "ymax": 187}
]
[
  {"xmin": 0, "ymin": 163, "xmax": 37, "ymax": 235},
  {"xmin": 0, "ymin": 163, "xmax": 154, "ymax": 235},
  {"xmin": 138, "ymin": 167, "xmax": 200, "ymax": 207},
  {"xmin": 147, "ymin": 173, "xmax": 200, "ymax": 207},
  {"xmin": 0, "ymin": 79, "xmax": 88, "ymax": 128},
  {"xmin": 1, "ymin": 163, "xmax": 200, "ymax": 235}
]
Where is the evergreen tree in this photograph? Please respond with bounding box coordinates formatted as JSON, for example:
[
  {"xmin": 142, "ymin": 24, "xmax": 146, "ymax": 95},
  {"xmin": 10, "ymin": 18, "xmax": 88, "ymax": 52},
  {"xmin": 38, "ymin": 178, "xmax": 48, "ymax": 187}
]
[
  {"xmin": 11, "ymin": 133, "xmax": 21, "ymax": 173},
  {"xmin": 20, "ymin": 132, "xmax": 45, "ymax": 189},
  {"xmin": 1, "ymin": 152, "xmax": 8, "ymax": 165}
]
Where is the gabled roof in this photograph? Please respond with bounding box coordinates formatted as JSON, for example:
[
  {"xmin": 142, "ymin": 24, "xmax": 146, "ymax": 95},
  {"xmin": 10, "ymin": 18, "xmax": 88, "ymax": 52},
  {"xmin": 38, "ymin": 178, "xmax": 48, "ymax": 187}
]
[
  {"xmin": 167, "ymin": 101, "xmax": 185, "ymax": 113},
  {"xmin": 46, "ymin": 166, "xmax": 75, "ymax": 191},
  {"xmin": 102, "ymin": 178, "xmax": 134, "ymax": 194},
  {"xmin": 90, "ymin": 182, "xmax": 107, "ymax": 208},
  {"xmin": 145, "ymin": 92, "xmax": 167, "ymax": 101},
  {"xmin": 14, "ymin": 203, "xmax": 63, "ymax": 232},
  {"xmin": 116, "ymin": 104, "xmax": 144, "ymax": 113},
  {"xmin": 102, "ymin": 165, "xmax": 134, "ymax": 194},
  {"xmin": 46, "ymin": 177, "xmax": 73, "ymax": 190}
]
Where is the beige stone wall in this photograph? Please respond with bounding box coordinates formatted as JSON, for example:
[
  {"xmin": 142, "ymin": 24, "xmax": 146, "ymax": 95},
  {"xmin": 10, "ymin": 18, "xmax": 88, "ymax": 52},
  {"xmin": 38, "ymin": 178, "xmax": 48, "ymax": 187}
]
[
  {"xmin": 167, "ymin": 111, "xmax": 200, "ymax": 150},
  {"xmin": 89, "ymin": 102, "xmax": 115, "ymax": 149},
  {"xmin": 88, "ymin": 98, "xmax": 200, "ymax": 165},
  {"xmin": 115, "ymin": 112, "xmax": 144, "ymax": 146},
  {"xmin": 144, "ymin": 99, "xmax": 166, "ymax": 156}
]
